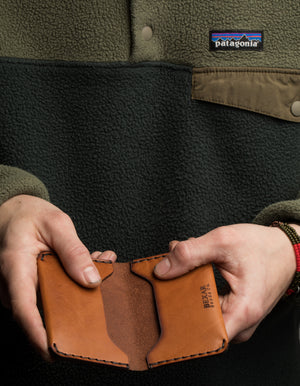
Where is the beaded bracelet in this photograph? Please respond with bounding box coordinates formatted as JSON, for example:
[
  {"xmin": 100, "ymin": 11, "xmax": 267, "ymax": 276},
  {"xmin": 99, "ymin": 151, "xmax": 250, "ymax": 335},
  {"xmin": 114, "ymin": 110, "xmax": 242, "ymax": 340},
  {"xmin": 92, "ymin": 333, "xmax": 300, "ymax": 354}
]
[{"xmin": 271, "ymin": 221, "xmax": 300, "ymax": 296}]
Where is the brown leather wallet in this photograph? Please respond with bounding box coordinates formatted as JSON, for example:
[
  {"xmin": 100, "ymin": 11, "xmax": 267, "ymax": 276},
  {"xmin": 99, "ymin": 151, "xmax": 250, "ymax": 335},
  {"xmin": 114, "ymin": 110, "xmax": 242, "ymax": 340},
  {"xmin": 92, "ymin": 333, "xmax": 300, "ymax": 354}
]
[{"xmin": 37, "ymin": 252, "xmax": 228, "ymax": 370}]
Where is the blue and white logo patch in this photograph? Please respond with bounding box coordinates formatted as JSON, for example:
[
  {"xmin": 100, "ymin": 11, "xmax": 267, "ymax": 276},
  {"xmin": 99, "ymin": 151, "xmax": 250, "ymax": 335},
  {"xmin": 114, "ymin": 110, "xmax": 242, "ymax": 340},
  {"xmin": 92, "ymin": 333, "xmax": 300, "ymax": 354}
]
[{"xmin": 210, "ymin": 31, "xmax": 263, "ymax": 51}]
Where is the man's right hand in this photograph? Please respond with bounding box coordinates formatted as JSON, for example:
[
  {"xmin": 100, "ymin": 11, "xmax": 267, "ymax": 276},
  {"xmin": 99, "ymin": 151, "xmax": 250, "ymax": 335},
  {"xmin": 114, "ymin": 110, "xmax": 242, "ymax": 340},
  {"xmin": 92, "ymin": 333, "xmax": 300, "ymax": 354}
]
[{"xmin": 0, "ymin": 194, "xmax": 116, "ymax": 359}]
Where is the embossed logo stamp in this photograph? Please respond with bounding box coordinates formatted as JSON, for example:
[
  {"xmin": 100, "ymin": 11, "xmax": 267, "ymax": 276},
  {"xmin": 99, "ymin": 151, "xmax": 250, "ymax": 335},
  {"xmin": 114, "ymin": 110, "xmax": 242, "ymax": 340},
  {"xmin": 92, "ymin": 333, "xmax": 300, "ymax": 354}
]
[{"xmin": 200, "ymin": 283, "xmax": 214, "ymax": 309}]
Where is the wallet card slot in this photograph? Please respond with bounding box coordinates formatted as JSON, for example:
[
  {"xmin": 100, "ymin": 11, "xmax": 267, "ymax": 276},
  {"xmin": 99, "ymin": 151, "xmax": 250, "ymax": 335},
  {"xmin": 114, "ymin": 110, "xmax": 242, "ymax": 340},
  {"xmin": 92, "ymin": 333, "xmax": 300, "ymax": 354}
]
[
  {"xmin": 131, "ymin": 256, "xmax": 228, "ymax": 368},
  {"xmin": 100, "ymin": 261, "xmax": 160, "ymax": 371},
  {"xmin": 38, "ymin": 253, "xmax": 129, "ymax": 368}
]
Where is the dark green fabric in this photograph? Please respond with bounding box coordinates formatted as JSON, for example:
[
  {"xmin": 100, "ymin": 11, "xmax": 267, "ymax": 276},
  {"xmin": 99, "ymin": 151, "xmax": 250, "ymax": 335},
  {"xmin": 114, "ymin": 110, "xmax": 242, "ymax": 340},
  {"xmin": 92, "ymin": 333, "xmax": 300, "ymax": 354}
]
[
  {"xmin": 0, "ymin": 59, "xmax": 299, "ymax": 258},
  {"xmin": 0, "ymin": 0, "xmax": 299, "ymax": 68},
  {"xmin": 0, "ymin": 58, "xmax": 299, "ymax": 385}
]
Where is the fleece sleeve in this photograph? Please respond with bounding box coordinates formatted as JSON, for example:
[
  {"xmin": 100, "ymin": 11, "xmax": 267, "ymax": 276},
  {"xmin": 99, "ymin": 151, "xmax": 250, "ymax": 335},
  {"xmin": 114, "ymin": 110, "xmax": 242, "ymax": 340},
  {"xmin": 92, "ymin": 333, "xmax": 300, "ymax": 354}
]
[
  {"xmin": 0, "ymin": 164, "xmax": 50, "ymax": 206},
  {"xmin": 253, "ymin": 192, "xmax": 300, "ymax": 225}
]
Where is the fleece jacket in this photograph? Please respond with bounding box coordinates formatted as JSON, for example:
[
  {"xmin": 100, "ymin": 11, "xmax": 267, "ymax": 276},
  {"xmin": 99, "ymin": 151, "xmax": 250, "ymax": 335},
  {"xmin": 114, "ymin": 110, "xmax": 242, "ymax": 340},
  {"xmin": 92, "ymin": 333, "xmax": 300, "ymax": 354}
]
[{"xmin": 0, "ymin": 1, "xmax": 299, "ymax": 385}]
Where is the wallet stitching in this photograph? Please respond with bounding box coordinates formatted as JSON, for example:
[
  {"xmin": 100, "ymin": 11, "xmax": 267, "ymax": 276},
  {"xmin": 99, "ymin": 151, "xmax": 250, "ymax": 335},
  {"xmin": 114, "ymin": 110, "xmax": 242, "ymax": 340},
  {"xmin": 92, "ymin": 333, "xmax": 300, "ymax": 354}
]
[
  {"xmin": 52, "ymin": 339, "xmax": 226, "ymax": 369},
  {"xmin": 52, "ymin": 343, "xmax": 129, "ymax": 369},
  {"xmin": 39, "ymin": 252, "xmax": 55, "ymax": 261},
  {"xmin": 41, "ymin": 252, "xmax": 226, "ymax": 369},
  {"xmin": 131, "ymin": 254, "xmax": 168, "ymax": 264},
  {"xmin": 148, "ymin": 339, "xmax": 226, "ymax": 368},
  {"xmin": 39, "ymin": 252, "xmax": 168, "ymax": 264},
  {"xmin": 93, "ymin": 260, "xmax": 113, "ymax": 264}
]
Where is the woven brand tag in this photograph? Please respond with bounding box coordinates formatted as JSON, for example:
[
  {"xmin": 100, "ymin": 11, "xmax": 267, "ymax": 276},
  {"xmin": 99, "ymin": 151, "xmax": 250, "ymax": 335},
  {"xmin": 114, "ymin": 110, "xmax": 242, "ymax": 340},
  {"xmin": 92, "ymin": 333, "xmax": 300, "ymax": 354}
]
[{"xmin": 210, "ymin": 31, "xmax": 263, "ymax": 51}]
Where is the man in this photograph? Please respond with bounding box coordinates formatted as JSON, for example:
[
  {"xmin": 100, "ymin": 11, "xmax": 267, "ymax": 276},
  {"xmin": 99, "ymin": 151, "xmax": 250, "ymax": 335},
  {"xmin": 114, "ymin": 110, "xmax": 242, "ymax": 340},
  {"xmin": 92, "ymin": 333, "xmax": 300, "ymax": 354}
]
[{"xmin": 0, "ymin": 1, "xmax": 299, "ymax": 384}]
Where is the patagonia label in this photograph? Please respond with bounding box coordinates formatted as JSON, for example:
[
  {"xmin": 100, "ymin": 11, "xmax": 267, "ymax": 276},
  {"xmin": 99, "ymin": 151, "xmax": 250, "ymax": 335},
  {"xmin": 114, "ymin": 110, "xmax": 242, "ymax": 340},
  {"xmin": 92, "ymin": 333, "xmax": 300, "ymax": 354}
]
[{"xmin": 210, "ymin": 30, "xmax": 263, "ymax": 51}]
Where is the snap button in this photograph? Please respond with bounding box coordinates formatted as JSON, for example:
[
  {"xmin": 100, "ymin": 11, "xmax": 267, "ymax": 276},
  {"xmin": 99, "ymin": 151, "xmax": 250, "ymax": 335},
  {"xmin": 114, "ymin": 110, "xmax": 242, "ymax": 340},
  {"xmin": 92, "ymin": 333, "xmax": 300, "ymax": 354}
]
[
  {"xmin": 291, "ymin": 101, "xmax": 300, "ymax": 117},
  {"xmin": 142, "ymin": 26, "xmax": 153, "ymax": 41}
]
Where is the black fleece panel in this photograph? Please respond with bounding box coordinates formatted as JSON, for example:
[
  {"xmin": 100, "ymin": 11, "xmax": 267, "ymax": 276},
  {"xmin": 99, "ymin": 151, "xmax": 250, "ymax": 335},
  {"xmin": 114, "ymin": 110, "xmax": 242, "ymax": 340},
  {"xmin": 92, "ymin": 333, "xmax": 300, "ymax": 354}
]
[
  {"xmin": 0, "ymin": 59, "xmax": 299, "ymax": 384},
  {"xmin": 0, "ymin": 59, "xmax": 299, "ymax": 259}
]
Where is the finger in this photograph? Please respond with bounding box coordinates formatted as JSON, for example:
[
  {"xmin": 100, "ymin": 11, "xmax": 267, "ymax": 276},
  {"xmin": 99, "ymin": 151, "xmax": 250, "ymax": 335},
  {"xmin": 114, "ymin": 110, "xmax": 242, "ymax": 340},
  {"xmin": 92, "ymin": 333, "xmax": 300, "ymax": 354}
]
[
  {"xmin": 219, "ymin": 293, "xmax": 262, "ymax": 342},
  {"xmin": 15, "ymin": 300, "xmax": 50, "ymax": 361},
  {"xmin": 231, "ymin": 323, "xmax": 259, "ymax": 343},
  {"xmin": 5, "ymin": 256, "xmax": 50, "ymax": 360},
  {"xmin": 219, "ymin": 293, "xmax": 244, "ymax": 341},
  {"xmin": 91, "ymin": 250, "xmax": 117, "ymax": 262},
  {"xmin": 155, "ymin": 235, "xmax": 217, "ymax": 279},
  {"xmin": 42, "ymin": 213, "xmax": 101, "ymax": 288},
  {"xmin": 169, "ymin": 240, "xmax": 180, "ymax": 252},
  {"xmin": 99, "ymin": 250, "xmax": 117, "ymax": 262},
  {"xmin": 90, "ymin": 251, "xmax": 102, "ymax": 260},
  {"xmin": 225, "ymin": 312, "xmax": 260, "ymax": 343}
]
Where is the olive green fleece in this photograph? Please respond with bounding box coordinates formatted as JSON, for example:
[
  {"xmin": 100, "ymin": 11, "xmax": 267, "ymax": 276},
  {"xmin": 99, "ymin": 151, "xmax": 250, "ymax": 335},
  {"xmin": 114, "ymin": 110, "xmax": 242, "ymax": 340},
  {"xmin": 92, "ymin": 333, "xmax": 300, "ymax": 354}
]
[
  {"xmin": 0, "ymin": 165, "xmax": 50, "ymax": 205},
  {"xmin": 0, "ymin": 0, "xmax": 299, "ymax": 68},
  {"xmin": 0, "ymin": 0, "xmax": 131, "ymax": 62},
  {"xmin": 254, "ymin": 194, "xmax": 300, "ymax": 226},
  {"xmin": 130, "ymin": 0, "xmax": 300, "ymax": 67}
]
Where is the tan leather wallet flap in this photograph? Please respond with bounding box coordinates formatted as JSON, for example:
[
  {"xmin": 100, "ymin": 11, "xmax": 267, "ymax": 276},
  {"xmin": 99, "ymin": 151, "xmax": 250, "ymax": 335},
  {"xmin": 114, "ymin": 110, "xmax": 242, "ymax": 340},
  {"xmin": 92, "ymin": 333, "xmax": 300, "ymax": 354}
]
[{"xmin": 38, "ymin": 252, "xmax": 228, "ymax": 370}]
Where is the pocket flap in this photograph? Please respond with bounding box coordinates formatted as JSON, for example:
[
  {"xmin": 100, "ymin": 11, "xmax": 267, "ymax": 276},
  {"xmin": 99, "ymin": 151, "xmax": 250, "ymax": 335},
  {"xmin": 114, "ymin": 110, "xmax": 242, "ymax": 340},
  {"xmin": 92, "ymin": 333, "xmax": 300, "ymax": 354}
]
[{"xmin": 192, "ymin": 67, "xmax": 300, "ymax": 122}]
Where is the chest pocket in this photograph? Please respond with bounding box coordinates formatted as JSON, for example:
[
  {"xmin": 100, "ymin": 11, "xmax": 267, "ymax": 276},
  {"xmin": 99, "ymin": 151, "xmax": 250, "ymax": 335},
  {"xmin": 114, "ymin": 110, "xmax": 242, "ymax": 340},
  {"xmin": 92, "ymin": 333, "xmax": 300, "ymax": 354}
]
[{"xmin": 192, "ymin": 67, "xmax": 300, "ymax": 123}]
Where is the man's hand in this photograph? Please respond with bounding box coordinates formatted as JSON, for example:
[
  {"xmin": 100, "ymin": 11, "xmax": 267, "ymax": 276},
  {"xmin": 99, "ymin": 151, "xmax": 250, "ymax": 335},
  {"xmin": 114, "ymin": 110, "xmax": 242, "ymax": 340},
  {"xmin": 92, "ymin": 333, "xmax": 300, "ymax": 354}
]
[
  {"xmin": 0, "ymin": 195, "xmax": 117, "ymax": 359},
  {"xmin": 154, "ymin": 223, "xmax": 297, "ymax": 343}
]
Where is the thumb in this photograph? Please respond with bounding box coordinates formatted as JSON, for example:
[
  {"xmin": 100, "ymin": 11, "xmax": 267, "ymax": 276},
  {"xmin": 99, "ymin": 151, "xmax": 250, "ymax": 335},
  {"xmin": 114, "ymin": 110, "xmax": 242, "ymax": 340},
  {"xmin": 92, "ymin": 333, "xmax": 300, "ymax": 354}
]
[
  {"xmin": 219, "ymin": 293, "xmax": 261, "ymax": 343},
  {"xmin": 43, "ymin": 212, "xmax": 101, "ymax": 288},
  {"xmin": 154, "ymin": 236, "xmax": 215, "ymax": 279}
]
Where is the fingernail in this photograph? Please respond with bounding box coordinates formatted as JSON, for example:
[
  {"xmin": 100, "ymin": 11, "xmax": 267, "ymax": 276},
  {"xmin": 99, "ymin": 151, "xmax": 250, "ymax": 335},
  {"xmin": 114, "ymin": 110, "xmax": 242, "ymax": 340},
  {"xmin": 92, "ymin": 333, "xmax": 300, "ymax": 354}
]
[
  {"xmin": 154, "ymin": 258, "xmax": 171, "ymax": 276},
  {"xmin": 83, "ymin": 266, "xmax": 101, "ymax": 284}
]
